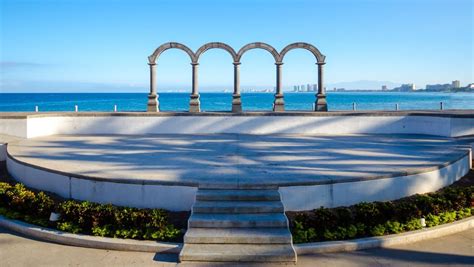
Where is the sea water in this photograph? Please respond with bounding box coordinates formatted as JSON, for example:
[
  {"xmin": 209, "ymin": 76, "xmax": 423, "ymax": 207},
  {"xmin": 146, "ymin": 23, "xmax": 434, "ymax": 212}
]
[{"xmin": 0, "ymin": 92, "xmax": 473, "ymax": 112}]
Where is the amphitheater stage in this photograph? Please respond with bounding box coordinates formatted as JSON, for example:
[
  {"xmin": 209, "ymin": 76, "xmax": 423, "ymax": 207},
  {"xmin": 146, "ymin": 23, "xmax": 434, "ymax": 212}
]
[{"xmin": 6, "ymin": 134, "xmax": 472, "ymax": 211}]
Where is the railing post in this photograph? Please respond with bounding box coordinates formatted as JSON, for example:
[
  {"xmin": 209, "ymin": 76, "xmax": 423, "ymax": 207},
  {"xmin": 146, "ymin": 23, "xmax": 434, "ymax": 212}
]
[
  {"xmin": 273, "ymin": 62, "xmax": 284, "ymax": 111},
  {"xmin": 190, "ymin": 62, "xmax": 201, "ymax": 112},
  {"xmin": 315, "ymin": 62, "xmax": 327, "ymax": 111},
  {"xmin": 232, "ymin": 62, "xmax": 242, "ymax": 112},
  {"xmin": 147, "ymin": 63, "xmax": 159, "ymax": 112}
]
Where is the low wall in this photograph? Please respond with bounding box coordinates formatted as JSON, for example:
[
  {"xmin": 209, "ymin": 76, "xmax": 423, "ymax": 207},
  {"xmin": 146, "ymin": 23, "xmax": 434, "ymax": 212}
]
[
  {"xmin": 0, "ymin": 111, "xmax": 474, "ymax": 138},
  {"xmin": 280, "ymin": 153, "xmax": 471, "ymax": 211},
  {"xmin": 6, "ymin": 149, "xmax": 471, "ymax": 211},
  {"xmin": 6, "ymin": 158, "xmax": 197, "ymax": 211}
]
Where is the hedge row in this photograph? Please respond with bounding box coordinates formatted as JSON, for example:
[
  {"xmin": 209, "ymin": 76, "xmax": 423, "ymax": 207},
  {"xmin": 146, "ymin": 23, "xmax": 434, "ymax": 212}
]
[
  {"xmin": 0, "ymin": 183, "xmax": 183, "ymax": 241},
  {"xmin": 1, "ymin": 181, "xmax": 473, "ymax": 244},
  {"xmin": 288, "ymin": 185, "xmax": 474, "ymax": 243}
]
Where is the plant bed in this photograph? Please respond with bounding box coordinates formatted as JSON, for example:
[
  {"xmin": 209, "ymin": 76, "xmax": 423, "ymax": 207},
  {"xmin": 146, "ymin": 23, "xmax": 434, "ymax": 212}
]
[
  {"xmin": 1, "ymin": 169, "xmax": 473, "ymax": 245},
  {"xmin": 287, "ymin": 172, "xmax": 474, "ymax": 244},
  {"xmin": 0, "ymin": 182, "xmax": 189, "ymax": 242}
]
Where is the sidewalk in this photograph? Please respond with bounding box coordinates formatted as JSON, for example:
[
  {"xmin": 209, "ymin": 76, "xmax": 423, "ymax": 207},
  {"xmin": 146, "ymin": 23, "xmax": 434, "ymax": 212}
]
[{"xmin": 1, "ymin": 226, "xmax": 472, "ymax": 266}]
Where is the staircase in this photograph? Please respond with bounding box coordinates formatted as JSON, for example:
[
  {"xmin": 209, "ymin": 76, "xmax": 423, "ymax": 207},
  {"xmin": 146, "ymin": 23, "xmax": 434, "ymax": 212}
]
[{"xmin": 179, "ymin": 186, "xmax": 297, "ymax": 263}]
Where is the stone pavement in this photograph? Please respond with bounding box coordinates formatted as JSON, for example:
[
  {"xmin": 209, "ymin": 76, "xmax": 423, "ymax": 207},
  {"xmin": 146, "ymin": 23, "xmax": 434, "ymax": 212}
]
[
  {"xmin": 1, "ymin": 226, "xmax": 472, "ymax": 266},
  {"xmin": 8, "ymin": 134, "xmax": 467, "ymax": 186}
]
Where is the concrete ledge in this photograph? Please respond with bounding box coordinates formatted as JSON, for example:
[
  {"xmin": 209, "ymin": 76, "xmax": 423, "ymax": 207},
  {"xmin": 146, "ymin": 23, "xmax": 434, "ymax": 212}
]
[
  {"xmin": 1, "ymin": 110, "xmax": 474, "ymax": 118},
  {"xmin": 294, "ymin": 216, "xmax": 474, "ymax": 255},
  {"xmin": 0, "ymin": 215, "xmax": 181, "ymax": 253},
  {"xmin": 1, "ymin": 215, "xmax": 472, "ymax": 255},
  {"xmin": 2, "ymin": 111, "xmax": 474, "ymax": 138}
]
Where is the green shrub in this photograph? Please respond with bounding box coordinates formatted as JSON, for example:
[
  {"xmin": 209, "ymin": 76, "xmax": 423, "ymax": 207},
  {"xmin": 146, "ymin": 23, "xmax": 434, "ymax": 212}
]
[
  {"xmin": 425, "ymin": 214, "xmax": 440, "ymax": 227},
  {"xmin": 289, "ymin": 184, "xmax": 473, "ymax": 243},
  {"xmin": 385, "ymin": 220, "xmax": 403, "ymax": 234},
  {"xmin": 57, "ymin": 198, "xmax": 181, "ymax": 241},
  {"xmin": 370, "ymin": 224, "xmax": 386, "ymax": 236},
  {"xmin": 0, "ymin": 182, "xmax": 183, "ymax": 242},
  {"xmin": 291, "ymin": 220, "xmax": 317, "ymax": 243},
  {"xmin": 92, "ymin": 224, "xmax": 113, "ymax": 237},
  {"xmin": 57, "ymin": 222, "xmax": 82, "ymax": 234},
  {"xmin": 456, "ymin": 207, "xmax": 472, "ymax": 219},
  {"xmin": 404, "ymin": 218, "xmax": 422, "ymax": 231},
  {"xmin": 345, "ymin": 224, "xmax": 358, "ymax": 239},
  {"xmin": 439, "ymin": 211, "xmax": 457, "ymax": 224}
]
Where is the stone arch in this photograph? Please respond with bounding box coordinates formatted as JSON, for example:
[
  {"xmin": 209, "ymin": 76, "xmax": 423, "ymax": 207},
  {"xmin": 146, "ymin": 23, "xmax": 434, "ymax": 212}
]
[
  {"xmin": 195, "ymin": 42, "xmax": 238, "ymax": 63},
  {"xmin": 148, "ymin": 42, "xmax": 197, "ymax": 64},
  {"xmin": 279, "ymin": 42, "xmax": 326, "ymax": 63},
  {"xmin": 236, "ymin": 42, "xmax": 281, "ymax": 63}
]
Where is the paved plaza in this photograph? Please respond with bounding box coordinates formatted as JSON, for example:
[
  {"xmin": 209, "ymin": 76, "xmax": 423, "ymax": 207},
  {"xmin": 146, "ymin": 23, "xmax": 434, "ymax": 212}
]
[
  {"xmin": 7, "ymin": 134, "xmax": 467, "ymax": 186},
  {"xmin": 0, "ymin": 226, "xmax": 472, "ymax": 266}
]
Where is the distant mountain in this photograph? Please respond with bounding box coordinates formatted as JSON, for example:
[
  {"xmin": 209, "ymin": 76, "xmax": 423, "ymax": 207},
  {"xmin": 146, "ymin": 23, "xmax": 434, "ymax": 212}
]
[{"xmin": 326, "ymin": 80, "xmax": 401, "ymax": 90}]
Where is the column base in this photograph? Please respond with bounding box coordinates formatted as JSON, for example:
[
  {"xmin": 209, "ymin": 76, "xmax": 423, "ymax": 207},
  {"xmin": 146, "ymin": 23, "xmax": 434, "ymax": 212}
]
[
  {"xmin": 147, "ymin": 94, "xmax": 159, "ymax": 112},
  {"xmin": 315, "ymin": 94, "xmax": 328, "ymax": 112},
  {"xmin": 232, "ymin": 94, "xmax": 242, "ymax": 112},
  {"xmin": 273, "ymin": 94, "xmax": 285, "ymax": 112},
  {"xmin": 189, "ymin": 94, "xmax": 201, "ymax": 112}
]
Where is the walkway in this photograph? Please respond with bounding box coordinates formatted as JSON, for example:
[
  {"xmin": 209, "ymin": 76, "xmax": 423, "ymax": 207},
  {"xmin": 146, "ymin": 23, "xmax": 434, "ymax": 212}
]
[{"xmin": 0, "ymin": 227, "xmax": 472, "ymax": 266}]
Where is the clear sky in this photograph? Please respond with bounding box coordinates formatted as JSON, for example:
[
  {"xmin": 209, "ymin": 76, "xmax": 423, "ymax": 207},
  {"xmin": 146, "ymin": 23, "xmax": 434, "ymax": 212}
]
[{"xmin": 0, "ymin": 0, "xmax": 472, "ymax": 92}]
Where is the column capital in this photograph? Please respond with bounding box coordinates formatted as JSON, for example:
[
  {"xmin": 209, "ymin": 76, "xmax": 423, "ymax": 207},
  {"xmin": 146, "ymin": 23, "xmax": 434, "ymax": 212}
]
[
  {"xmin": 275, "ymin": 62, "xmax": 284, "ymax": 66},
  {"xmin": 148, "ymin": 62, "xmax": 157, "ymax": 66},
  {"xmin": 191, "ymin": 62, "xmax": 199, "ymax": 66},
  {"xmin": 316, "ymin": 62, "xmax": 326, "ymax": 66},
  {"xmin": 233, "ymin": 62, "xmax": 241, "ymax": 66}
]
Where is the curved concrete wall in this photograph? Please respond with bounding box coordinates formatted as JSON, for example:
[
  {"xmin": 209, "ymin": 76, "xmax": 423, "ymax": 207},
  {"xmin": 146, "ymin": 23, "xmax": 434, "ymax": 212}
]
[
  {"xmin": 279, "ymin": 154, "xmax": 471, "ymax": 211},
  {"xmin": 0, "ymin": 112, "xmax": 474, "ymax": 138},
  {"xmin": 6, "ymin": 150, "xmax": 471, "ymax": 211},
  {"xmin": 6, "ymin": 157, "xmax": 197, "ymax": 211}
]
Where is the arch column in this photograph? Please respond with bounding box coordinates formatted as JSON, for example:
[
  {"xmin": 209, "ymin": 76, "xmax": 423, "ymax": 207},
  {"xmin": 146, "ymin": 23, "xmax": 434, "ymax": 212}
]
[
  {"xmin": 190, "ymin": 62, "xmax": 200, "ymax": 112},
  {"xmin": 315, "ymin": 62, "xmax": 327, "ymax": 111},
  {"xmin": 147, "ymin": 63, "xmax": 159, "ymax": 112},
  {"xmin": 273, "ymin": 62, "xmax": 284, "ymax": 111},
  {"xmin": 232, "ymin": 62, "xmax": 242, "ymax": 112}
]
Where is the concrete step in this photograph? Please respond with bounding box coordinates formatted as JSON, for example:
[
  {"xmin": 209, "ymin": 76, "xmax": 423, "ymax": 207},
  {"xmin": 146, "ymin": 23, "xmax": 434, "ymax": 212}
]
[
  {"xmin": 198, "ymin": 183, "xmax": 278, "ymax": 190},
  {"xmin": 193, "ymin": 200, "xmax": 284, "ymax": 213},
  {"xmin": 179, "ymin": 243, "xmax": 297, "ymax": 262},
  {"xmin": 184, "ymin": 227, "xmax": 292, "ymax": 244},
  {"xmin": 196, "ymin": 189, "xmax": 281, "ymax": 201},
  {"xmin": 188, "ymin": 213, "xmax": 288, "ymax": 228}
]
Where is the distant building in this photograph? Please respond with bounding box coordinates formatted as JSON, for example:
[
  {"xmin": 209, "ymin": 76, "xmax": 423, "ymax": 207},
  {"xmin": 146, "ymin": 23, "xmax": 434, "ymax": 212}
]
[
  {"xmin": 312, "ymin": 84, "xmax": 318, "ymax": 92},
  {"xmin": 452, "ymin": 80, "xmax": 461, "ymax": 88},
  {"xmin": 381, "ymin": 85, "xmax": 388, "ymax": 91},
  {"xmin": 393, "ymin": 83, "xmax": 416, "ymax": 92},
  {"xmin": 426, "ymin": 83, "xmax": 452, "ymax": 91}
]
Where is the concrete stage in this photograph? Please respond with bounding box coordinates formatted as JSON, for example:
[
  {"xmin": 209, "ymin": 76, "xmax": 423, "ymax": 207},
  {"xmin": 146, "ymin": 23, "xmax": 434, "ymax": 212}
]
[{"xmin": 6, "ymin": 134, "xmax": 471, "ymax": 211}]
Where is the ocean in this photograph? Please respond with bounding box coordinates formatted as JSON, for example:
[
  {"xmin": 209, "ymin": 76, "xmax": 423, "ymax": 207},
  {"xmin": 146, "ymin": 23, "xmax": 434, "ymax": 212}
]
[{"xmin": 0, "ymin": 92, "xmax": 473, "ymax": 112}]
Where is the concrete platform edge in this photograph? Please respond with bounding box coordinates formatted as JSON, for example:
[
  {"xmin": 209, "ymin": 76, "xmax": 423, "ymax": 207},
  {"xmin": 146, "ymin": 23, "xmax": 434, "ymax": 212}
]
[
  {"xmin": 0, "ymin": 215, "xmax": 181, "ymax": 253},
  {"xmin": 1, "ymin": 215, "xmax": 472, "ymax": 255}
]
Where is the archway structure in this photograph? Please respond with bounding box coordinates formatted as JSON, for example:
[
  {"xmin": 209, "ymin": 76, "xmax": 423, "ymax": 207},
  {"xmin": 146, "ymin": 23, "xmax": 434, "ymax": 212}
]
[{"xmin": 147, "ymin": 42, "xmax": 326, "ymax": 112}]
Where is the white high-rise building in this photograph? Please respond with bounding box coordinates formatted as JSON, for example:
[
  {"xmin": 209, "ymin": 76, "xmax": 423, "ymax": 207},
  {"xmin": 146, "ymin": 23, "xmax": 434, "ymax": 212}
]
[{"xmin": 452, "ymin": 80, "xmax": 461, "ymax": 88}]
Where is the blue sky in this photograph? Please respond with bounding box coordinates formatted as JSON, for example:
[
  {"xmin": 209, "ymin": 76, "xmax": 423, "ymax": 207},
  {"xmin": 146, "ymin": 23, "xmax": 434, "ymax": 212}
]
[{"xmin": 0, "ymin": 0, "xmax": 472, "ymax": 92}]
